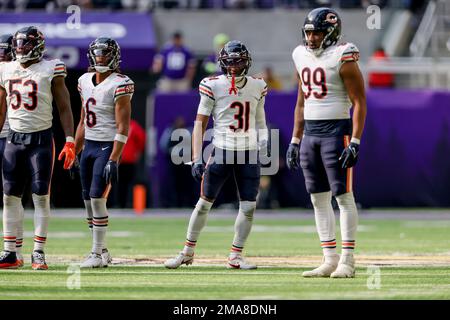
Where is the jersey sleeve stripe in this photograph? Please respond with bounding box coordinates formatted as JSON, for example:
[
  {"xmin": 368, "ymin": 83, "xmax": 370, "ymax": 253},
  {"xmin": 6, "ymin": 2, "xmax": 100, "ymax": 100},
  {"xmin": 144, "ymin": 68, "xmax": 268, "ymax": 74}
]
[
  {"xmin": 199, "ymin": 86, "xmax": 214, "ymax": 97},
  {"xmin": 199, "ymin": 83, "xmax": 213, "ymax": 92},
  {"xmin": 199, "ymin": 88, "xmax": 215, "ymax": 100},
  {"xmin": 199, "ymin": 91, "xmax": 215, "ymax": 101},
  {"xmin": 114, "ymin": 92, "xmax": 132, "ymax": 99}
]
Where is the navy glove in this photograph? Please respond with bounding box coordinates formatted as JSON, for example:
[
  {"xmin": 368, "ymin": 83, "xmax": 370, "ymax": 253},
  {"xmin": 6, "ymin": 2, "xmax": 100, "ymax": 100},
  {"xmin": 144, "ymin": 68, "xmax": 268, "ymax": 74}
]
[
  {"xmin": 103, "ymin": 160, "xmax": 119, "ymax": 185},
  {"xmin": 339, "ymin": 142, "xmax": 359, "ymax": 169},
  {"xmin": 191, "ymin": 162, "xmax": 205, "ymax": 183},
  {"xmin": 69, "ymin": 156, "xmax": 80, "ymax": 180},
  {"xmin": 286, "ymin": 143, "xmax": 300, "ymax": 170}
]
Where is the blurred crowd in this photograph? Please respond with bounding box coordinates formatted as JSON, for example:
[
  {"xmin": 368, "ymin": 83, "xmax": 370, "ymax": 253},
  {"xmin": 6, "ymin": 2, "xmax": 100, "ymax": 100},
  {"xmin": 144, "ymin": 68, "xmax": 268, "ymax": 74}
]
[{"xmin": 0, "ymin": 0, "xmax": 426, "ymax": 11}]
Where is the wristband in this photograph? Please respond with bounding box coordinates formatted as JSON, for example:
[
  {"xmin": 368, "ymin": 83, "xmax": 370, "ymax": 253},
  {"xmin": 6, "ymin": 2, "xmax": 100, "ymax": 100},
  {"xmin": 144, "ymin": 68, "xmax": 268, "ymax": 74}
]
[
  {"xmin": 350, "ymin": 137, "xmax": 361, "ymax": 145},
  {"xmin": 66, "ymin": 136, "xmax": 75, "ymax": 143},
  {"xmin": 291, "ymin": 137, "xmax": 301, "ymax": 145},
  {"xmin": 114, "ymin": 134, "xmax": 128, "ymax": 144}
]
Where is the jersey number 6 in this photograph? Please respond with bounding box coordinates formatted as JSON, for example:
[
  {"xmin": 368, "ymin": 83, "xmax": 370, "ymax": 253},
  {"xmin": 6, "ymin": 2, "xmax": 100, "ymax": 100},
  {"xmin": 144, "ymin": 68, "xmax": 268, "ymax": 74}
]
[
  {"xmin": 85, "ymin": 97, "xmax": 97, "ymax": 128},
  {"xmin": 229, "ymin": 101, "xmax": 250, "ymax": 132},
  {"xmin": 301, "ymin": 67, "xmax": 328, "ymax": 99}
]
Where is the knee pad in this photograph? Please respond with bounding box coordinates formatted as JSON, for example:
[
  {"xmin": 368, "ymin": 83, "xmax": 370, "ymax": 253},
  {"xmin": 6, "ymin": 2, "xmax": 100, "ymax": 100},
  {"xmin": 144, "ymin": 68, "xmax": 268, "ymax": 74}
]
[
  {"xmin": 335, "ymin": 192, "xmax": 356, "ymax": 207},
  {"xmin": 91, "ymin": 198, "xmax": 108, "ymax": 217},
  {"xmin": 31, "ymin": 180, "xmax": 50, "ymax": 196},
  {"xmin": 239, "ymin": 201, "xmax": 256, "ymax": 220},
  {"xmin": 195, "ymin": 198, "xmax": 213, "ymax": 215},
  {"xmin": 310, "ymin": 191, "xmax": 332, "ymax": 209}
]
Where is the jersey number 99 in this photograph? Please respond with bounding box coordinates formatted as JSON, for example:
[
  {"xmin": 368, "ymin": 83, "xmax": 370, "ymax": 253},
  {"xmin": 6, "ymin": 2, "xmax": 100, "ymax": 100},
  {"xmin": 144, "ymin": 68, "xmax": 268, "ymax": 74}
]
[{"xmin": 301, "ymin": 67, "xmax": 328, "ymax": 100}]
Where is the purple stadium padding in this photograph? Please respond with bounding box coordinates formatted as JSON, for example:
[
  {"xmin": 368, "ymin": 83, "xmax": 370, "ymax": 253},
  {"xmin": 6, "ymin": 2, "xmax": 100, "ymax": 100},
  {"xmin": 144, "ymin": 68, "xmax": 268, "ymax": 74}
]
[
  {"xmin": 150, "ymin": 89, "xmax": 450, "ymax": 208},
  {"xmin": 0, "ymin": 12, "xmax": 156, "ymax": 70}
]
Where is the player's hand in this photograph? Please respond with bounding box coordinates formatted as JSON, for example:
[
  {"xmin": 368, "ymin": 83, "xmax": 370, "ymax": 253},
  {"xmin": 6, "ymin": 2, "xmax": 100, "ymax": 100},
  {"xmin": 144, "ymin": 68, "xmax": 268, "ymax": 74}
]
[
  {"xmin": 339, "ymin": 142, "xmax": 359, "ymax": 169},
  {"xmin": 103, "ymin": 160, "xmax": 119, "ymax": 185},
  {"xmin": 286, "ymin": 143, "xmax": 300, "ymax": 170},
  {"xmin": 191, "ymin": 162, "xmax": 205, "ymax": 183},
  {"xmin": 58, "ymin": 142, "xmax": 76, "ymax": 170},
  {"xmin": 69, "ymin": 156, "xmax": 80, "ymax": 180}
]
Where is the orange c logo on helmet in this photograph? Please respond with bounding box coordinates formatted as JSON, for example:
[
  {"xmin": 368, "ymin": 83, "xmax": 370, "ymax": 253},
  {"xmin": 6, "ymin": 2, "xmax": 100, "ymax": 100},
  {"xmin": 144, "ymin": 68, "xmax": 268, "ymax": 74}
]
[{"xmin": 326, "ymin": 13, "xmax": 338, "ymax": 24}]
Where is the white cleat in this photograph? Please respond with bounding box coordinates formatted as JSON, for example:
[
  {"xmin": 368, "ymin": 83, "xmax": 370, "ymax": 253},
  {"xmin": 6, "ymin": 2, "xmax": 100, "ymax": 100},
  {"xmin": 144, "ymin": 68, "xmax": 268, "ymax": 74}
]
[
  {"xmin": 227, "ymin": 254, "xmax": 257, "ymax": 270},
  {"xmin": 164, "ymin": 252, "xmax": 194, "ymax": 269},
  {"xmin": 330, "ymin": 255, "xmax": 355, "ymax": 278},
  {"xmin": 80, "ymin": 253, "xmax": 104, "ymax": 268},
  {"xmin": 101, "ymin": 248, "xmax": 112, "ymax": 266},
  {"xmin": 302, "ymin": 254, "xmax": 339, "ymax": 277}
]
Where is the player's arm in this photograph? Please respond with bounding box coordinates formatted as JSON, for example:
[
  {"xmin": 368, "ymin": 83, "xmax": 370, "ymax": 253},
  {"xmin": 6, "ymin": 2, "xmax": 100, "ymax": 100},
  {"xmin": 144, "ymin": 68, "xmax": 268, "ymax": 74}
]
[
  {"xmin": 0, "ymin": 86, "xmax": 6, "ymax": 132},
  {"xmin": 192, "ymin": 113, "xmax": 209, "ymax": 163},
  {"xmin": 256, "ymin": 93, "xmax": 269, "ymax": 157},
  {"xmin": 74, "ymin": 106, "xmax": 85, "ymax": 155},
  {"xmin": 109, "ymin": 95, "xmax": 131, "ymax": 162},
  {"xmin": 52, "ymin": 76, "xmax": 76, "ymax": 169},
  {"xmin": 340, "ymin": 61, "xmax": 366, "ymax": 140},
  {"xmin": 291, "ymin": 80, "xmax": 305, "ymax": 143},
  {"xmin": 286, "ymin": 80, "xmax": 304, "ymax": 170}
]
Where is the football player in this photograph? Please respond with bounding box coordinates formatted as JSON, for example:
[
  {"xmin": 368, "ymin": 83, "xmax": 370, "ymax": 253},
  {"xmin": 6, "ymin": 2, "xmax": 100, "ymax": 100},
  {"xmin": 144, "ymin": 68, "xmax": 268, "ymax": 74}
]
[
  {"xmin": 165, "ymin": 40, "xmax": 268, "ymax": 270},
  {"xmin": 287, "ymin": 8, "xmax": 367, "ymax": 278},
  {"xmin": 74, "ymin": 37, "xmax": 133, "ymax": 268},
  {"xmin": 0, "ymin": 26, "xmax": 75, "ymax": 270},
  {"xmin": 0, "ymin": 34, "xmax": 26, "ymax": 267}
]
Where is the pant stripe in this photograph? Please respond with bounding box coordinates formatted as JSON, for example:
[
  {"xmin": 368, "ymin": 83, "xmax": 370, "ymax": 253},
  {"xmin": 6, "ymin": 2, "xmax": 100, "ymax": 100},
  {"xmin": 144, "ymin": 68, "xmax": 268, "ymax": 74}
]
[{"xmin": 344, "ymin": 136, "xmax": 353, "ymax": 193}]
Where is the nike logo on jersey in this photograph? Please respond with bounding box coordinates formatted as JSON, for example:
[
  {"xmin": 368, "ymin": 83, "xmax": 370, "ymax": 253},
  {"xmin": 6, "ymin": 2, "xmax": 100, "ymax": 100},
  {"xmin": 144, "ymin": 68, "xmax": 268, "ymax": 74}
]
[{"xmin": 102, "ymin": 146, "xmax": 110, "ymax": 151}]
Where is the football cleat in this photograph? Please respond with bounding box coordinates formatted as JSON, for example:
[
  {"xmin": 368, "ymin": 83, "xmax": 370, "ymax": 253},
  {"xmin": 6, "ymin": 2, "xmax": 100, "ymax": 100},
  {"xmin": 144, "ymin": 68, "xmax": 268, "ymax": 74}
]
[
  {"xmin": 31, "ymin": 250, "xmax": 48, "ymax": 270},
  {"xmin": 80, "ymin": 253, "xmax": 104, "ymax": 268},
  {"xmin": 227, "ymin": 254, "xmax": 257, "ymax": 270},
  {"xmin": 302, "ymin": 254, "xmax": 339, "ymax": 277},
  {"xmin": 16, "ymin": 252, "xmax": 24, "ymax": 267},
  {"xmin": 330, "ymin": 254, "xmax": 355, "ymax": 278},
  {"xmin": 164, "ymin": 252, "xmax": 194, "ymax": 269},
  {"xmin": 101, "ymin": 248, "xmax": 112, "ymax": 266},
  {"xmin": 0, "ymin": 251, "xmax": 20, "ymax": 269}
]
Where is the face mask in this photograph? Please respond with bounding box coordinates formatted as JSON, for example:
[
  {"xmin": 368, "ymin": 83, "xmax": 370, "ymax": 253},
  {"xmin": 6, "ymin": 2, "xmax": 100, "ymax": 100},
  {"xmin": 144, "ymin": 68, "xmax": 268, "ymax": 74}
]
[{"xmin": 94, "ymin": 65, "xmax": 110, "ymax": 73}]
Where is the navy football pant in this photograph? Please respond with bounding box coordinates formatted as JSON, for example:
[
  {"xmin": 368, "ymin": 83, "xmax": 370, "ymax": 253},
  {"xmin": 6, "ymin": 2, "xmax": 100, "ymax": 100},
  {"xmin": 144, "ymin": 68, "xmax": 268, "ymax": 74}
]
[
  {"xmin": 300, "ymin": 135, "xmax": 353, "ymax": 196},
  {"xmin": 80, "ymin": 140, "xmax": 114, "ymax": 200},
  {"xmin": 201, "ymin": 148, "xmax": 260, "ymax": 202},
  {"xmin": 2, "ymin": 129, "xmax": 54, "ymax": 196}
]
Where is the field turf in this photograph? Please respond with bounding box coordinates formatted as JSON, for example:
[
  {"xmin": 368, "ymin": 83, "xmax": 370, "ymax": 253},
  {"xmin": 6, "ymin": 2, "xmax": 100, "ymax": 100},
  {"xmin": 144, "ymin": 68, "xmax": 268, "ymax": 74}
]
[{"xmin": 0, "ymin": 211, "xmax": 449, "ymax": 300}]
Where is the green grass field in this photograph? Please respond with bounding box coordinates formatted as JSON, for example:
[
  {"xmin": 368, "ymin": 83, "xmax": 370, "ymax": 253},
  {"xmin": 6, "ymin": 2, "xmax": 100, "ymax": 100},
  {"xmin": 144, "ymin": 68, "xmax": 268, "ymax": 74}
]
[{"xmin": 1, "ymin": 211, "xmax": 449, "ymax": 300}]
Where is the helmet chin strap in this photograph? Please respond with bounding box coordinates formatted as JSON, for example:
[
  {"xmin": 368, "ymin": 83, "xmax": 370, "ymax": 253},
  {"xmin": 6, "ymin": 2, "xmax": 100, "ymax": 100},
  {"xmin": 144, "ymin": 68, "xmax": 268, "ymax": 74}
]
[{"xmin": 94, "ymin": 65, "xmax": 110, "ymax": 73}]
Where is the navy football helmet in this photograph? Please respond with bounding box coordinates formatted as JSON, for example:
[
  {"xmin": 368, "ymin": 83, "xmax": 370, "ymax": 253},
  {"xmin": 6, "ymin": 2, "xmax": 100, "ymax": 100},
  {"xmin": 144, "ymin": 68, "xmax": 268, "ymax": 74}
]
[
  {"xmin": 0, "ymin": 34, "xmax": 13, "ymax": 62},
  {"xmin": 218, "ymin": 40, "xmax": 252, "ymax": 77},
  {"xmin": 88, "ymin": 37, "xmax": 121, "ymax": 73},
  {"xmin": 12, "ymin": 26, "xmax": 45, "ymax": 63},
  {"xmin": 302, "ymin": 7, "xmax": 342, "ymax": 54}
]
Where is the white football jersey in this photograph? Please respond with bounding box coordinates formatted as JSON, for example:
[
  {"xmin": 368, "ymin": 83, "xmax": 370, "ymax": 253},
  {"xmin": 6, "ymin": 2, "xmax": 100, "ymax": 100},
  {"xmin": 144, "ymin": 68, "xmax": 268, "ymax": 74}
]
[
  {"xmin": 0, "ymin": 59, "xmax": 67, "ymax": 133},
  {"xmin": 292, "ymin": 42, "xmax": 360, "ymax": 120},
  {"xmin": 197, "ymin": 75, "xmax": 267, "ymax": 151},
  {"xmin": 0, "ymin": 61, "xmax": 10, "ymax": 138},
  {"xmin": 78, "ymin": 72, "xmax": 134, "ymax": 142}
]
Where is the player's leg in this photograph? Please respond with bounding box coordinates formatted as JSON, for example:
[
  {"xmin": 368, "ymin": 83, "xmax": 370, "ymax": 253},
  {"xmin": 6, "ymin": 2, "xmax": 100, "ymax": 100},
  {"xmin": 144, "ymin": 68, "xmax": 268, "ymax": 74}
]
[
  {"xmin": 227, "ymin": 150, "xmax": 259, "ymax": 270},
  {"xmin": 165, "ymin": 148, "xmax": 231, "ymax": 269},
  {"xmin": 29, "ymin": 134, "xmax": 55, "ymax": 270},
  {"xmin": 300, "ymin": 135, "xmax": 339, "ymax": 277},
  {"xmin": 321, "ymin": 135, "xmax": 358, "ymax": 278},
  {"xmin": 81, "ymin": 141, "xmax": 114, "ymax": 268},
  {"xmin": 0, "ymin": 141, "xmax": 27, "ymax": 269}
]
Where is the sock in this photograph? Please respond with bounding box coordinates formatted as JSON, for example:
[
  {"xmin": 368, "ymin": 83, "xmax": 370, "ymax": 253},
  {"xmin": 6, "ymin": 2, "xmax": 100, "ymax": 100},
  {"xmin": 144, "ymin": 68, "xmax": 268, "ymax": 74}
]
[
  {"xmin": 230, "ymin": 201, "xmax": 256, "ymax": 257},
  {"xmin": 32, "ymin": 194, "xmax": 50, "ymax": 252},
  {"xmin": 91, "ymin": 198, "xmax": 108, "ymax": 255},
  {"xmin": 336, "ymin": 192, "xmax": 358, "ymax": 256},
  {"xmin": 311, "ymin": 191, "xmax": 337, "ymax": 257},
  {"xmin": 15, "ymin": 204, "xmax": 25, "ymax": 254},
  {"xmin": 3, "ymin": 195, "xmax": 22, "ymax": 252},
  {"xmin": 183, "ymin": 198, "xmax": 213, "ymax": 255},
  {"xmin": 84, "ymin": 199, "xmax": 93, "ymax": 233}
]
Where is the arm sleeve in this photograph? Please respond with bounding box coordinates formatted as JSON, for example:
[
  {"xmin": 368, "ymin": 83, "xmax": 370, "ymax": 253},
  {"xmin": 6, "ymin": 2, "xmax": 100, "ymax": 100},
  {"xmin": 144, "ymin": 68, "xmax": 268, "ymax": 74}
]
[
  {"xmin": 197, "ymin": 80, "xmax": 215, "ymax": 116},
  {"xmin": 53, "ymin": 60, "xmax": 67, "ymax": 79}
]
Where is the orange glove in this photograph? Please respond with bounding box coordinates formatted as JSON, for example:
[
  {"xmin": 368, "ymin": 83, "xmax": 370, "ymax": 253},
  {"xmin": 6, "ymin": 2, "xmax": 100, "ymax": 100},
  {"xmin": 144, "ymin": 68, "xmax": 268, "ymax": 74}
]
[{"xmin": 58, "ymin": 141, "xmax": 76, "ymax": 170}]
